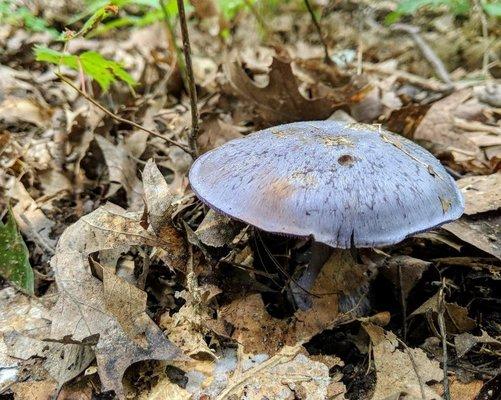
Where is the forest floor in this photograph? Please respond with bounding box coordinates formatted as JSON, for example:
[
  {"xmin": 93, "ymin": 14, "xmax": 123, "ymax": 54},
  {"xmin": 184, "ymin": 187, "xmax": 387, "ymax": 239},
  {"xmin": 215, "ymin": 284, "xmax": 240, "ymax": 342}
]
[{"xmin": 0, "ymin": 0, "xmax": 500, "ymax": 399}]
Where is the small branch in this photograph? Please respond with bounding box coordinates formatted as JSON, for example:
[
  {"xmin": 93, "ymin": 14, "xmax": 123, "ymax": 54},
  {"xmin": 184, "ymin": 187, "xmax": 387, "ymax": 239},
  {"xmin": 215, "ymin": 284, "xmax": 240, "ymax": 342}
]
[
  {"xmin": 177, "ymin": 0, "xmax": 200, "ymax": 158},
  {"xmin": 56, "ymin": 73, "xmax": 194, "ymax": 157},
  {"xmin": 304, "ymin": 0, "xmax": 331, "ymax": 65},
  {"xmin": 437, "ymin": 279, "xmax": 451, "ymax": 400},
  {"xmin": 391, "ymin": 23, "xmax": 452, "ymax": 86}
]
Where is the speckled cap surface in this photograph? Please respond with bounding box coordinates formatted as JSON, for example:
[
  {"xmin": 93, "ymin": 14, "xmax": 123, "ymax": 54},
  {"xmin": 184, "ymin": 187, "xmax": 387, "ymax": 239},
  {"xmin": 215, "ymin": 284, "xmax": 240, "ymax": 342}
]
[{"xmin": 189, "ymin": 121, "xmax": 464, "ymax": 248}]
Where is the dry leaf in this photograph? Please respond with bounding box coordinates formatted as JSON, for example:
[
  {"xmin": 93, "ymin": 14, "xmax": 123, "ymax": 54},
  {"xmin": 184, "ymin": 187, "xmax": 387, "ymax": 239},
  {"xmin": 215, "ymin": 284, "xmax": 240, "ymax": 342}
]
[
  {"xmin": 219, "ymin": 294, "xmax": 288, "ymax": 355},
  {"xmin": 410, "ymin": 291, "xmax": 476, "ymax": 334},
  {"xmin": 225, "ymin": 56, "xmax": 340, "ymax": 125},
  {"xmin": 414, "ymin": 90, "xmax": 480, "ymax": 154},
  {"xmin": 457, "ymin": 173, "xmax": 501, "ymax": 215},
  {"xmin": 443, "ymin": 214, "xmax": 500, "ymax": 260},
  {"xmin": 195, "ymin": 209, "xmax": 243, "ymax": 247},
  {"xmin": 142, "ymin": 160, "xmax": 187, "ymax": 271},
  {"xmin": 160, "ymin": 286, "xmax": 218, "ymax": 360},
  {"xmin": 139, "ymin": 377, "xmax": 191, "ymax": 400},
  {"xmin": 49, "ymin": 202, "xmax": 184, "ymax": 397},
  {"xmin": 95, "ymin": 135, "xmax": 143, "ymax": 210},
  {"xmin": 363, "ymin": 323, "xmax": 442, "ymax": 400},
  {"xmin": 0, "ymin": 96, "xmax": 52, "ymax": 127},
  {"xmin": 215, "ymin": 345, "xmax": 332, "ymax": 400},
  {"xmin": 197, "ymin": 115, "xmax": 243, "ymax": 154}
]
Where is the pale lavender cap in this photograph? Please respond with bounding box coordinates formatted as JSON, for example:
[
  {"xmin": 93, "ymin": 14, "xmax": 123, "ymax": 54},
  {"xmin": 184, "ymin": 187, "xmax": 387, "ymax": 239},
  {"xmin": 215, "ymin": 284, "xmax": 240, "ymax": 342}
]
[{"xmin": 189, "ymin": 121, "xmax": 464, "ymax": 248}]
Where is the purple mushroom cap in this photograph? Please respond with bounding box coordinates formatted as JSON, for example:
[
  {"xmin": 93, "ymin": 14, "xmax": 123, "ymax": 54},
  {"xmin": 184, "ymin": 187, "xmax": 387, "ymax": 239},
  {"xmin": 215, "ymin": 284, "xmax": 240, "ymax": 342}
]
[{"xmin": 189, "ymin": 121, "xmax": 464, "ymax": 248}]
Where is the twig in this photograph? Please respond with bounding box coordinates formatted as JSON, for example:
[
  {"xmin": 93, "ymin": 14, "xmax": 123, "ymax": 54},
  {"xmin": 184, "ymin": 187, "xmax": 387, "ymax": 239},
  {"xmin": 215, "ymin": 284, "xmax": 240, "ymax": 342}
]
[
  {"xmin": 396, "ymin": 337, "xmax": 427, "ymax": 400},
  {"xmin": 158, "ymin": 0, "xmax": 188, "ymax": 89},
  {"xmin": 398, "ymin": 264, "xmax": 408, "ymax": 341},
  {"xmin": 304, "ymin": 0, "xmax": 331, "ymax": 64},
  {"xmin": 363, "ymin": 62, "xmax": 452, "ymax": 92},
  {"xmin": 391, "ymin": 23, "xmax": 452, "ymax": 86},
  {"xmin": 55, "ymin": 73, "xmax": 194, "ymax": 157},
  {"xmin": 177, "ymin": 0, "xmax": 200, "ymax": 157},
  {"xmin": 473, "ymin": 0, "xmax": 490, "ymax": 77},
  {"xmin": 437, "ymin": 278, "xmax": 451, "ymax": 400}
]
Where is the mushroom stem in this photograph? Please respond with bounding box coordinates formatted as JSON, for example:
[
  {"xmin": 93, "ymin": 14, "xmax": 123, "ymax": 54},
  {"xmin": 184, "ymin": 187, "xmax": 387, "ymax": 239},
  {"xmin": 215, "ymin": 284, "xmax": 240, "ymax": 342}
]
[{"xmin": 291, "ymin": 241, "xmax": 332, "ymax": 310}]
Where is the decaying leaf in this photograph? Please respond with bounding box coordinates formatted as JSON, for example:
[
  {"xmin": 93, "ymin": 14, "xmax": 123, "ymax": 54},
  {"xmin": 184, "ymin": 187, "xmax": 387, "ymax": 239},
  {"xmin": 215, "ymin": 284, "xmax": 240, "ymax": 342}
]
[
  {"xmin": 380, "ymin": 256, "xmax": 431, "ymax": 300},
  {"xmin": 195, "ymin": 209, "xmax": 243, "ymax": 247},
  {"xmin": 410, "ymin": 291, "xmax": 476, "ymax": 334},
  {"xmin": 160, "ymin": 286, "xmax": 219, "ymax": 360},
  {"xmin": 215, "ymin": 345, "xmax": 335, "ymax": 400},
  {"xmin": 363, "ymin": 323, "xmax": 443, "ymax": 400},
  {"xmin": 49, "ymin": 162, "xmax": 189, "ymax": 398},
  {"xmin": 225, "ymin": 56, "xmax": 341, "ymax": 125},
  {"xmin": 221, "ymin": 293, "xmax": 289, "ymax": 355}
]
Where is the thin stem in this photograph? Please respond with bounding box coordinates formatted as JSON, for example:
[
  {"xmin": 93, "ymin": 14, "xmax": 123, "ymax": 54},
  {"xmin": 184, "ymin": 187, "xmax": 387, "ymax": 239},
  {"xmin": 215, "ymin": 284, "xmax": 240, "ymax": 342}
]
[
  {"xmin": 304, "ymin": 0, "xmax": 331, "ymax": 64},
  {"xmin": 438, "ymin": 279, "xmax": 450, "ymax": 400},
  {"xmin": 177, "ymin": 0, "xmax": 200, "ymax": 157},
  {"xmin": 56, "ymin": 73, "xmax": 194, "ymax": 157},
  {"xmin": 158, "ymin": 0, "xmax": 189, "ymax": 88}
]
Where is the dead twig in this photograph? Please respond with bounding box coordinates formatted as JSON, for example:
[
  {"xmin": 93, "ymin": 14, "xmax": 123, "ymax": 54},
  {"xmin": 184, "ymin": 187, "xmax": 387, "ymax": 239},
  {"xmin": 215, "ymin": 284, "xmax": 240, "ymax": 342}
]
[
  {"xmin": 437, "ymin": 278, "xmax": 451, "ymax": 400},
  {"xmin": 397, "ymin": 264, "xmax": 408, "ymax": 341},
  {"xmin": 304, "ymin": 0, "xmax": 331, "ymax": 64},
  {"xmin": 363, "ymin": 62, "xmax": 452, "ymax": 92},
  {"xmin": 55, "ymin": 73, "xmax": 194, "ymax": 157},
  {"xmin": 391, "ymin": 23, "xmax": 452, "ymax": 86},
  {"xmin": 473, "ymin": 0, "xmax": 490, "ymax": 77},
  {"xmin": 177, "ymin": 0, "xmax": 200, "ymax": 157},
  {"xmin": 396, "ymin": 337, "xmax": 427, "ymax": 400}
]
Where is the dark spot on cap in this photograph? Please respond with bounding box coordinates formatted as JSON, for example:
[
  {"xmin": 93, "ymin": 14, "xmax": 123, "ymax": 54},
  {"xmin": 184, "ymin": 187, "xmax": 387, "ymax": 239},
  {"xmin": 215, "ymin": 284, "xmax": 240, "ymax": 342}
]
[{"xmin": 338, "ymin": 154, "xmax": 356, "ymax": 166}]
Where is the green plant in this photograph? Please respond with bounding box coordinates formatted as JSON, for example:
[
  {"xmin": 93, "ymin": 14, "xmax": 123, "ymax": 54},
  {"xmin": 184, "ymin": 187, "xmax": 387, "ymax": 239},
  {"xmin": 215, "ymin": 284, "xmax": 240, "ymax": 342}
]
[
  {"xmin": 35, "ymin": 46, "xmax": 135, "ymax": 91},
  {"xmin": 0, "ymin": 208, "xmax": 34, "ymax": 295},
  {"xmin": 0, "ymin": 0, "xmax": 59, "ymax": 36},
  {"xmin": 385, "ymin": 0, "xmax": 501, "ymax": 24},
  {"xmin": 34, "ymin": 3, "xmax": 136, "ymax": 92}
]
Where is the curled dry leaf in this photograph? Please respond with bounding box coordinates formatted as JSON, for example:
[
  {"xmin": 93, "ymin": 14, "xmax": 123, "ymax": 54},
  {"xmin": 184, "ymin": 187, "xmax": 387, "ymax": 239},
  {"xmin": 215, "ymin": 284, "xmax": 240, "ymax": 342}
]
[
  {"xmin": 363, "ymin": 323, "xmax": 443, "ymax": 400},
  {"xmin": 224, "ymin": 56, "xmax": 342, "ymax": 125},
  {"xmin": 142, "ymin": 159, "xmax": 187, "ymax": 272}
]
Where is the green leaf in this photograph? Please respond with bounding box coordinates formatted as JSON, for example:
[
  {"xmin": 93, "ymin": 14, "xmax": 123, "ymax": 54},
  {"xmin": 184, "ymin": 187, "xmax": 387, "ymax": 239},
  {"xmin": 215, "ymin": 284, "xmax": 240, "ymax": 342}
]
[
  {"xmin": 393, "ymin": 0, "xmax": 471, "ymax": 16},
  {"xmin": 0, "ymin": 208, "xmax": 34, "ymax": 295},
  {"xmin": 0, "ymin": 1, "xmax": 59, "ymax": 37},
  {"xmin": 35, "ymin": 46, "xmax": 136, "ymax": 91},
  {"xmin": 76, "ymin": 3, "xmax": 119, "ymax": 38},
  {"xmin": 483, "ymin": 2, "xmax": 501, "ymax": 16}
]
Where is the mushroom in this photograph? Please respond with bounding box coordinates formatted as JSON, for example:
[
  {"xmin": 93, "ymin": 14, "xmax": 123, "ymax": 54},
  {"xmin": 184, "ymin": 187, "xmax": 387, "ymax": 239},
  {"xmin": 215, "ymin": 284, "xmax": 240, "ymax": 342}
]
[{"xmin": 189, "ymin": 121, "xmax": 464, "ymax": 310}]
